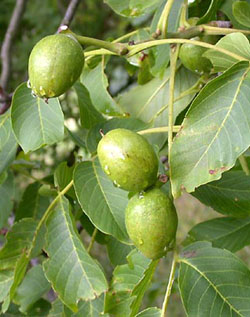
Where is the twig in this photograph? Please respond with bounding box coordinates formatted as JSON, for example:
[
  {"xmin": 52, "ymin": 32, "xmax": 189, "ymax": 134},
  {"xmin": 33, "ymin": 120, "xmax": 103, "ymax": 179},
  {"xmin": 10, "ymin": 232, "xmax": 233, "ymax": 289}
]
[
  {"xmin": 157, "ymin": 0, "xmax": 176, "ymax": 36},
  {"xmin": 138, "ymin": 126, "xmax": 181, "ymax": 135},
  {"xmin": 87, "ymin": 227, "xmax": 98, "ymax": 253},
  {"xmin": 161, "ymin": 250, "xmax": 178, "ymax": 317},
  {"xmin": 59, "ymin": 0, "xmax": 81, "ymax": 27},
  {"xmin": 238, "ymin": 155, "xmax": 250, "ymax": 176},
  {"xmin": 168, "ymin": 45, "xmax": 180, "ymax": 152},
  {"xmin": 0, "ymin": 0, "xmax": 28, "ymax": 91}
]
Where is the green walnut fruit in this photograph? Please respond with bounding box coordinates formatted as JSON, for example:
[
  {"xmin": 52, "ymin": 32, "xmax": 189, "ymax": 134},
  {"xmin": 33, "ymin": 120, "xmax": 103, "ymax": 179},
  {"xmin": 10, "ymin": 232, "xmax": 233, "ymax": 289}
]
[
  {"xmin": 28, "ymin": 34, "xmax": 84, "ymax": 98},
  {"xmin": 97, "ymin": 128, "xmax": 158, "ymax": 192},
  {"xmin": 125, "ymin": 187, "xmax": 178, "ymax": 259},
  {"xmin": 179, "ymin": 38, "xmax": 212, "ymax": 73}
]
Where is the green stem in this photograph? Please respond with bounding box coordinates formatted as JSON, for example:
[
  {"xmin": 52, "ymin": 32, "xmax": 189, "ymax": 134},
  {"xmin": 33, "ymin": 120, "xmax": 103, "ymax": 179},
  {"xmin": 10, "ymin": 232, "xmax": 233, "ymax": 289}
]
[
  {"xmin": 157, "ymin": 0, "xmax": 176, "ymax": 36},
  {"xmin": 27, "ymin": 180, "xmax": 74, "ymax": 258},
  {"xmin": 74, "ymin": 34, "xmax": 128, "ymax": 55},
  {"xmin": 87, "ymin": 227, "xmax": 98, "ymax": 253},
  {"xmin": 238, "ymin": 155, "xmax": 250, "ymax": 176},
  {"xmin": 168, "ymin": 45, "xmax": 179, "ymax": 153},
  {"xmin": 203, "ymin": 25, "xmax": 250, "ymax": 36},
  {"xmin": 81, "ymin": 26, "xmax": 250, "ymax": 60},
  {"xmin": 84, "ymin": 28, "xmax": 150, "ymax": 60},
  {"xmin": 179, "ymin": 0, "xmax": 189, "ymax": 27},
  {"xmin": 138, "ymin": 126, "xmax": 181, "ymax": 135},
  {"xmin": 161, "ymin": 250, "xmax": 178, "ymax": 317},
  {"xmin": 127, "ymin": 38, "xmax": 246, "ymax": 61},
  {"xmin": 84, "ymin": 48, "xmax": 116, "ymax": 59}
]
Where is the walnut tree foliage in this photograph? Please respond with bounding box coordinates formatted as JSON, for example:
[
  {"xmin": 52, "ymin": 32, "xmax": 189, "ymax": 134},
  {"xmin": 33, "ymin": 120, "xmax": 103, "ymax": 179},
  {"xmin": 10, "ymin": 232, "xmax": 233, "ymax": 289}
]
[{"xmin": 1, "ymin": 0, "xmax": 250, "ymax": 316}]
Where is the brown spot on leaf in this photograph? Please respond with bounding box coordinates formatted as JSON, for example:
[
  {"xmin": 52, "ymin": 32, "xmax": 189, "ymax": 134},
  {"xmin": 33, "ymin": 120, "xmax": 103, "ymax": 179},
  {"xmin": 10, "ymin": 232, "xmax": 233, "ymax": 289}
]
[{"xmin": 182, "ymin": 250, "xmax": 197, "ymax": 258}]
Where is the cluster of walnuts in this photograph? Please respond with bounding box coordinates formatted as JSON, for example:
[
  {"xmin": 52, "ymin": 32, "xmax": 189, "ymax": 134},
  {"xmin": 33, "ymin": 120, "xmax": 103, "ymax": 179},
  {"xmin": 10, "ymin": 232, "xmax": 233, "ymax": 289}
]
[
  {"xmin": 98, "ymin": 129, "xmax": 177, "ymax": 259},
  {"xmin": 28, "ymin": 33, "xmax": 178, "ymax": 259}
]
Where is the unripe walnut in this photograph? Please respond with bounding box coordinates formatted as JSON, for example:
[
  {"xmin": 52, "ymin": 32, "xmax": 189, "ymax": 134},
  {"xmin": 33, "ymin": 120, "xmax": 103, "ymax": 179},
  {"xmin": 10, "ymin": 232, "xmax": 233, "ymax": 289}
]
[
  {"xmin": 97, "ymin": 128, "xmax": 158, "ymax": 192},
  {"xmin": 28, "ymin": 34, "xmax": 84, "ymax": 98}
]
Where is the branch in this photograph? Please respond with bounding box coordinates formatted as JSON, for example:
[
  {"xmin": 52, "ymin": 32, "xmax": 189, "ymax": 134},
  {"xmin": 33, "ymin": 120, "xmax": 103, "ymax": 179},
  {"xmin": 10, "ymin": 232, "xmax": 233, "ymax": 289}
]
[
  {"xmin": 0, "ymin": 0, "xmax": 28, "ymax": 92},
  {"xmin": 59, "ymin": 0, "xmax": 81, "ymax": 27}
]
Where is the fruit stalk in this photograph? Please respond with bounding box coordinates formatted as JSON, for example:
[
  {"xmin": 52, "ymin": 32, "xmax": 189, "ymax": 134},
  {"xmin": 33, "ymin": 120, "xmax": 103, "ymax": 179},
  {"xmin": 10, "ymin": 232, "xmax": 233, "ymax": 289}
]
[{"xmin": 74, "ymin": 34, "xmax": 129, "ymax": 55}]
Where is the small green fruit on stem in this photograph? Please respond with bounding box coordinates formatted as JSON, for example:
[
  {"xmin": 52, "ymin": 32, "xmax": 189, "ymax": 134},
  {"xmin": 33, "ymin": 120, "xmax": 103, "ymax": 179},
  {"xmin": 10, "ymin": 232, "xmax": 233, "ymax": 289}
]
[
  {"xmin": 179, "ymin": 35, "xmax": 220, "ymax": 74},
  {"xmin": 125, "ymin": 187, "xmax": 178, "ymax": 260},
  {"xmin": 97, "ymin": 128, "xmax": 158, "ymax": 192},
  {"xmin": 28, "ymin": 34, "xmax": 84, "ymax": 98}
]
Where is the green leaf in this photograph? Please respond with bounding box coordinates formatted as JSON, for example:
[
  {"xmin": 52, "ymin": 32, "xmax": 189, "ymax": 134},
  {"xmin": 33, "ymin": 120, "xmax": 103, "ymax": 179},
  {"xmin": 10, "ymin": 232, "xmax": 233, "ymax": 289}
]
[
  {"xmin": 73, "ymin": 158, "xmax": 129, "ymax": 243},
  {"xmin": 66, "ymin": 126, "xmax": 87, "ymax": 150},
  {"xmin": 54, "ymin": 161, "xmax": 76, "ymax": 199},
  {"xmin": 26, "ymin": 299, "xmax": 51, "ymax": 316},
  {"xmin": 220, "ymin": 0, "xmax": 250, "ymax": 29},
  {"xmin": 14, "ymin": 265, "xmax": 50, "ymax": 313},
  {"xmin": 48, "ymin": 299, "xmax": 64, "ymax": 316},
  {"xmin": 104, "ymin": 0, "xmax": 161, "ymax": 17},
  {"xmin": 0, "ymin": 270, "xmax": 14, "ymax": 302},
  {"xmin": 80, "ymin": 213, "xmax": 107, "ymax": 245},
  {"xmin": 2, "ymin": 254, "xmax": 30, "ymax": 313},
  {"xmin": 204, "ymin": 33, "xmax": 250, "ymax": 72},
  {"xmin": 86, "ymin": 117, "xmax": 150, "ymax": 154},
  {"xmin": 192, "ymin": 171, "xmax": 250, "ymax": 217},
  {"xmin": 0, "ymin": 112, "xmax": 17, "ymax": 174},
  {"xmin": 136, "ymin": 307, "xmax": 162, "ymax": 317},
  {"xmin": 74, "ymin": 82, "xmax": 105, "ymax": 129},
  {"xmin": 65, "ymin": 295, "xmax": 107, "ymax": 317},
  {"xmin": 49, "ymin": 295, "xmax": 108, "ymax": 317},
  {"xmin": 118, "ymin": 66, "xmax": 198, "ymax": 148},
  {"xmin": 11, "ymin": 83, "xmax": 64, "ymax": 153},
  {"xmin": 104, "ymin": 250, "xmax": 156, "ymax": 317},
  {"xmin": 0, "ymin": 218, "xmax": 45, "ymax": 311},
  {"xmin": 15, "ymin": 182, "xmax": 49, "ymax": 221},
  {"xmin": 185, "ymin": 216, "xmax": 250, "ymax": 252},
  {"xmin": 81, "ymin": 63, "xmax": 123, "ymax": 116},
  {"xmin": 233, "ymin": 1, "xmax": 250, "ymax": 28},
  {"xmin": 0, "ymin": 171, "xmax": 14, "ymax": 229},
  {"xmin": 138, "ymin": 55, "xmax": 153, "ymax": 85},
  {"xmin": 130, "ymin": 260, "xmax": 159, "ymax": 316},
  {"xmin": 107, "ymin": 237, "xmax": 134, "ymax": 266},
  {"xmin": 197, "ymin": 0, "xmax": 222, "ymax": 24},
  {"xmin": 179, "ymin": 241, "xmax": 250, "ymax": 316},
  {"xmin": 170, "ymin": 61, "xmax": 250, "ymax": 198},
  {"xmin": 43, "ymin": 197, "xmax": 108, "ymax": 312},
  {"xmin": 0, "ymin": 219, "xmax": 38, "ymax": 269}
]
